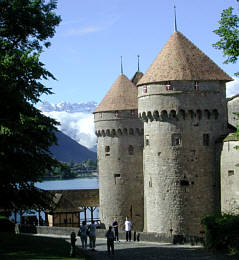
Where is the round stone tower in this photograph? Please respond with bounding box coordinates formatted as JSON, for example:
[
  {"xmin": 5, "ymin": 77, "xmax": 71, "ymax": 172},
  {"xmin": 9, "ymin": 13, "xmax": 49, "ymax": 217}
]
[
  {"xmin": 94, "ymin": 73, "xmax": 144, "ymax": 231},
  {"xmin": 137, "ymin": 31, "xmax": 232, "ymax": 236}
]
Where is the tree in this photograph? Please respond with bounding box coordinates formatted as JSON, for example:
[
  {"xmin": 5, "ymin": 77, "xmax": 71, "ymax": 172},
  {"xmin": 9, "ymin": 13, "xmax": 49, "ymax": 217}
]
[
  {"xmin": 213, "ymin": 4, "xmax": 239, "ymax": 143},
  {"xmin": 213, "ymin": 4, "xmax": 239, "ymax": 76},
  {"xmin": 0, "ymin": 0, "xmax": 61, "ymax": 211}
]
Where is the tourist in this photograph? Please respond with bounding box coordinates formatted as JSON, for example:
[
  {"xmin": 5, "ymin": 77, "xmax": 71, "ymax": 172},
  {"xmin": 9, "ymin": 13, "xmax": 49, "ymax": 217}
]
[
  {"xmin": 88, "ymin": 220, "xmax": 97, "ymax": 251},
  {"xmin": 112, "ymin": 217, "xmax": 119, "ymax": 241},
  {"xmin": 78, "ymin": 221, "xmax": 88, "ymax": 249},
  {"xmin": 70, "ymin": 231, "xmax": 77, "ymax": 257},
  {"xmin": 105, "ymin": 226, "xmax": 115, "ymax": 255},
  {"xmin": 124, "ymin": 216, "xmax": 132, "ymax": 241}
]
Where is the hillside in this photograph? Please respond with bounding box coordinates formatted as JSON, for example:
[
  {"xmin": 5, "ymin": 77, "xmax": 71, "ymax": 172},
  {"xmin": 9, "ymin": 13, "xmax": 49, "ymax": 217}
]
[{"xmin": 50, "ymin": 131, "xmax": 97, "ymax": 163}]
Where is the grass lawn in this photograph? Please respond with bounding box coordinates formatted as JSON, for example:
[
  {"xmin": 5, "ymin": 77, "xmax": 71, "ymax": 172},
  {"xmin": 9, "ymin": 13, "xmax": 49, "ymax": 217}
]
[{"xmin": 0, "ymin": 232, "xmax": 87, "ymax": 260}]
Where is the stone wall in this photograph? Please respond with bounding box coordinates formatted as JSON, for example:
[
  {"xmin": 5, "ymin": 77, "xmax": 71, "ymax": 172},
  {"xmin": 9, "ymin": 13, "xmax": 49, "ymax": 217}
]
[
  {"xmin": 138, "ymin": 80, "xmax": 228, "ymax": 236},
  {"xmin": 94, "ymin": 110, "xmax": 144, "ymax": 231},
  {"xmin": 221, "ymin": 138, "xmax": 239, "ymax": 213},
  {"xmin": 227, "ymin": 96, "xmax": 239, "ymax": 127},
  {"xmin": 18, "ymin": 225, "xmax": 205, "ymax": 244}
]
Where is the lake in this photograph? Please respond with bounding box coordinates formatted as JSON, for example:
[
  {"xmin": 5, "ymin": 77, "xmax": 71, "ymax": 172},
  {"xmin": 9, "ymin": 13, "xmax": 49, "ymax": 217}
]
[{"xmin": 35, "ymin": 177, "xmax": 99, "ymax": 190}]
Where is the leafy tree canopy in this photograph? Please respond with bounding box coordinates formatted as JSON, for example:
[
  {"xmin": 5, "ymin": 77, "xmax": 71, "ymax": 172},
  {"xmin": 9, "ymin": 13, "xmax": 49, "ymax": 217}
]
[
  {"xmin": 0, "ymin": 0, "xmax": 61, "ymax": 211},
  {"xmin": 213, "ymin": 6, "xmax": 239, "ymax": 76}
]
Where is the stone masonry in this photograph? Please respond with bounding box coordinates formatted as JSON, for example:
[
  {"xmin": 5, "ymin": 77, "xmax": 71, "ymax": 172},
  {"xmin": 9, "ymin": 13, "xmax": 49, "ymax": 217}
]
[{"xmin": 94, "ymin": 30, "xmax": 233, "ymax": 238}]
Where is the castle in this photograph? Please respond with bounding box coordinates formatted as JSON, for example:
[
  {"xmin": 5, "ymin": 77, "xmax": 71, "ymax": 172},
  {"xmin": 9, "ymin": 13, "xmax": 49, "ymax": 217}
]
[{"xmin": 93, "ymin": 29, "xmax": 238, "ymax": 238}]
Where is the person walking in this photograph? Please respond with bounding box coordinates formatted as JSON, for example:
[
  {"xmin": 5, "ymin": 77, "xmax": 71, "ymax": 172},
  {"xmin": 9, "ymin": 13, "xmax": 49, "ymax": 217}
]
[
  {"xmin": 78, "ymin": 221, "xmax": 88, "ymax": 249},
  {"xmin": 88, "ymin": 220, "xmax": 97, "ymax": 251},
  {"xmin": 112, "ymin": 217, "xmax": 119, "ymax": 242},
  {"xmin": 124, "ymin": 216, "xmax": 132, "ymax": 242},
  {"xmin": 105, "ymin": 226, "xmax": 115, "ymax": 255}
]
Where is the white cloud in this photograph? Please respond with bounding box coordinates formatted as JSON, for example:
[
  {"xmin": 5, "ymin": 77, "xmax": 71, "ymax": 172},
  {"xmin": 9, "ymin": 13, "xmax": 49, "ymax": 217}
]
[
  {"xmin": 65, "ymin": 26, "xmax": 103, "ymax": 36},
  {"xmin": 226, "ymin": 77, "xmax": 239, "ymax": 98},
  {"xmin": 43, "ymin": 111, "xmax": 96, "ymax": 149}
]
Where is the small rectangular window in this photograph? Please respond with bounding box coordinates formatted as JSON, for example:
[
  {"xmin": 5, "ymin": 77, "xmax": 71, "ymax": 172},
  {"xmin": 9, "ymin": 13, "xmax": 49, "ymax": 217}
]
[
  {"xmin": 194, "ymin": 81, "xmax": 199, "ymax": 91},
  {"xmin": 143, "ymin": 85, "xmax": 147, "ymax": 93},
  {"xmin": 145, "ymin": 135, "xmax": 149, "ymax": 146},
  {"xmin": 203, "ymin": 134, "xmax": 210, "ymax": 146},
  {"xmin": 172, "ymin": 133, "xmax": 181, "ymax": 146},
  {"xmin": 115, "ymin": 111, "xmax": 119, "ymax": 117},
  {"xmin": 228, "ymin": 170, "xmax": 234, "ymax": 176},
  {"xmin": 149, "ymin": 177, "xmax": 152, "ymax": 188},
  {"xmin": 105, "ymin": 146, "xmax": 110, "ymax": 156},
  {"xmin": 131, "ymin": 110, "xmax": 135, "ymax": 117},
  {"xmin": 128, "ymin": 145, "xmax": 134, "ymax": 155},
  {"xmin": 114, "ymin": 174, "xmax": 121, "ymax": 184}
]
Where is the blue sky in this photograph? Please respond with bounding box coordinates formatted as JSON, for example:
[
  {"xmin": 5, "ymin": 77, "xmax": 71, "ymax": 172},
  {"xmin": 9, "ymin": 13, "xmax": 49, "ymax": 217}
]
[{"xmin": 40, "ymin": 0, "xmax": 239, "ymax": 104}]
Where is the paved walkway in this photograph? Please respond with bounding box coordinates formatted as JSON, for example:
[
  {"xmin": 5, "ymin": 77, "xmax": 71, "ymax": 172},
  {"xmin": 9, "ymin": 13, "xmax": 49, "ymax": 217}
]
[
  {"xmin": 74, "ymin": 237, "xmax": 238, "ymax": 260},
  {"xmin": 32, "ymin": 234, "xmax": 238, "ymax": 260}
]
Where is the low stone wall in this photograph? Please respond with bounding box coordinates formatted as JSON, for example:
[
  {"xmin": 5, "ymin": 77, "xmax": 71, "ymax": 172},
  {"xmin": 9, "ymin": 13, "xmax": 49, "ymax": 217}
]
[{"xmin": 18, "ymin": 225, "xmax": 204, "ymax": 245}]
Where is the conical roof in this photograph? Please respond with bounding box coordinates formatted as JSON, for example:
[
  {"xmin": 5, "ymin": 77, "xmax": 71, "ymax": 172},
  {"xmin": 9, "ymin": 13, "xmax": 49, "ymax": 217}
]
[
  {"xmin": 94, "ymin": 74, "xmax": 138, "ymax": 113},
  {"xmin": 137, "ymin": 31, "xmax": 232, "ymax": 86}
]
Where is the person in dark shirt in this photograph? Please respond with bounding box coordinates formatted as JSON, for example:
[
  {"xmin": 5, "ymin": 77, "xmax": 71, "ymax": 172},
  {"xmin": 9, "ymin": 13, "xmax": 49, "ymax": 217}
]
[
  {"xmin": 105, "ymin": 226, "xmax": 115, "ymax": 255},
  {"xmin": 112, "ymin": 217, "xmax": 119, "ymax": 241}
]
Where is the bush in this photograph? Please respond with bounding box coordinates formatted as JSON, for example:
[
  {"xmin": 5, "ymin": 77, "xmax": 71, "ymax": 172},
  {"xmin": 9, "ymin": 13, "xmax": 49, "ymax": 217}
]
[
  {"xmin": 0, "ymin": 216, "xmax": 15, "ymax": 233},
  {"xmin": 201, "ymin": 213, "xmax": 239, "ymax": 254}
]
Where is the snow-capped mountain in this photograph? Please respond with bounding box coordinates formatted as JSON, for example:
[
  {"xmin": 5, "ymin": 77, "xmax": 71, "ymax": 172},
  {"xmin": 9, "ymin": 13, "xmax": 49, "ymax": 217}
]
[
  {"xmin": 39, "ymin": 101, "xmax": 98, "ymax": 149},
  {"xmin": 39, "ymin": 101, "xmax": 97, "ymax": 113}
]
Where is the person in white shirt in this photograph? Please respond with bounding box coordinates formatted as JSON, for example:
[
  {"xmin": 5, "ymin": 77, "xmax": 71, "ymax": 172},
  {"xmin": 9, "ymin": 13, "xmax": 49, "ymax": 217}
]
[{"xmin": 124, "ymin": 216, "xmax": 132, "ymax": 241}]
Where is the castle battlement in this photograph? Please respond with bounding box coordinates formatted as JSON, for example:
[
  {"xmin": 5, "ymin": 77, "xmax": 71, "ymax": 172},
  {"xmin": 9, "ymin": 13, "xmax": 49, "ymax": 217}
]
[{"xmin": 139, "ymin": 108, "xmax": 219, "ymax": 122}]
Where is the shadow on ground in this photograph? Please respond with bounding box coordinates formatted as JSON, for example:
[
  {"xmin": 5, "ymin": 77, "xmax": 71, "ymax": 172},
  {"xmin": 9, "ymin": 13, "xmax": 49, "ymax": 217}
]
[{"xmin": 85, "ymin": 244, "xmax": 239, "ymax": 260}]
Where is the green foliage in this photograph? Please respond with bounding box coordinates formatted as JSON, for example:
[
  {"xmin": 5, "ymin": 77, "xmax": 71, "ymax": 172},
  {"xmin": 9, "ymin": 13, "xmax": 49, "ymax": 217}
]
[
  {"xmin": 0, "ymin": 1, "xmax": 61, "ymax": 210},
  {"xmin": 201, "ymin": 213, "xmax": 239, "ymax": 254},
  {"xmin": 213, "ymin": 7, "xmax": 239, "ymax": 76},
  {"xmin": 44, "ymin": 159, "xmax": 97, "ymax": 180}
]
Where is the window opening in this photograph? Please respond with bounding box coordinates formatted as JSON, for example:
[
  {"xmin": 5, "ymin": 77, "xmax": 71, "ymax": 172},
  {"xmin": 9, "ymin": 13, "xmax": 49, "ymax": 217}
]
[
  {"xmin": 143, "ymin": 85, "xmax": 147, "ymax": 93},
  {"xmin": 128, "ymin": 145, "xmax": 134, "ymax": 155},
  {"xmin": 114, "ymin": 174, "xmax": 121, "ymax": 184},
  {"xmin": 194, "ymin": 81, "xmax": 199, "ymax": 91},
  {"xmin": 203, "ymin": 134, "xmax": 210, "ymax": 146},
  {"xmin": 145, "ymin": 135, "xmax": 149, "ymax": 146},
  {"xmin": 115, "ymin": 110, "xmax": 119, "ymax": 118},
  {"xmin": 105, "ymin": 146, "xmax": 110, "ymax": 156},
  {"xmin": 228, "ymin": 170, "xmax": 234, "ymax": 176},
  {"xmin": 180, "ymin": 180, "xmax": 189, "ymax": 186},
  {"xmin": 172, "ymin": 133, "xmax": 181, "ymax": 146},
  {"xmin": 131, "ymin": 110, "xmax": 135, "ymax": 117},
  {"xmin": 213, "ymin": 109, "xmax": 219, "ymax": 120},
  {"xmin": 149, "ymin": 177, "xmax": 152, "ymax": 187}
]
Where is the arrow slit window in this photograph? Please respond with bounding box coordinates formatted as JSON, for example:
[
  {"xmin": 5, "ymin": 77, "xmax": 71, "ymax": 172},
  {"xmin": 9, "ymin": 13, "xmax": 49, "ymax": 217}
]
[{"xmin": 172, "ymin": 133, "xmax": 181, "ymax": 146}]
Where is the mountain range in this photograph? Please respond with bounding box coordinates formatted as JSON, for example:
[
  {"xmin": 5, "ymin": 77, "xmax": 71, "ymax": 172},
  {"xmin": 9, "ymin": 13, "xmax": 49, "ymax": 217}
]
[
  {"xmin": 39, "ymin": 101, "xmax": 97, "ymax": 113},
  {"xmin": 50, "ymin": 130, "xmax": 96, "ymax": 163}
]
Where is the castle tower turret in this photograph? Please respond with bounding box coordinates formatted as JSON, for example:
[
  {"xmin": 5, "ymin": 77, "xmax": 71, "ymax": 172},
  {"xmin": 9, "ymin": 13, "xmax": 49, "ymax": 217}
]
[
  {"xmin": 137, "ymin": 31, "xmax": 232, "ymax": 236},
  {"xmin": 94, "ymin": 74, "xmax": 144, "ymax": 230}
]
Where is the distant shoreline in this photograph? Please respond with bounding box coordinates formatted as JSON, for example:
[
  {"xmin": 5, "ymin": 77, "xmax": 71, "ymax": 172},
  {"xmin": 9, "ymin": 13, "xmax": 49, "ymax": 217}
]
[{"xmin": 42, "ymin": 173, "xmax": 98, "ymax": 181}]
